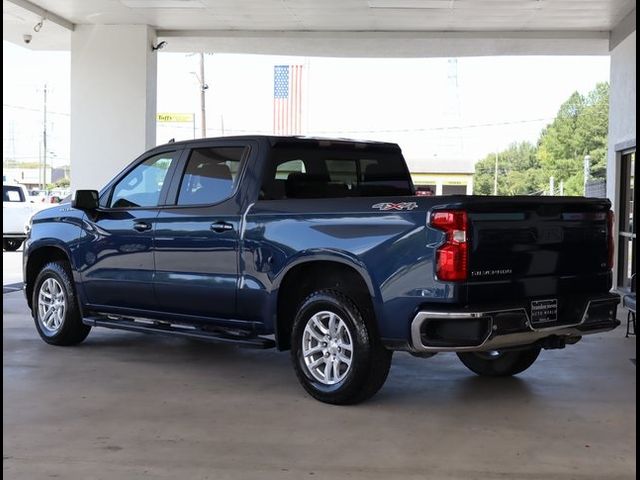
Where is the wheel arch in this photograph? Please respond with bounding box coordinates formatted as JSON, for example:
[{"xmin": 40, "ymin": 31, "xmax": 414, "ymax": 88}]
[
  {"xmin": 25, "ymin": 244, "xmax": 73, "ymax": 311},
  {"xmin": 273, "ymin": 254, "xmax": 380, "ymax": 351}
]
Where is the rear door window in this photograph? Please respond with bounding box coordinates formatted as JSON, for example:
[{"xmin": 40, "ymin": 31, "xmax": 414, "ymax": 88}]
[{"xmin": 176, "ymin": 146, "xmax": 248, "ymax": 206}]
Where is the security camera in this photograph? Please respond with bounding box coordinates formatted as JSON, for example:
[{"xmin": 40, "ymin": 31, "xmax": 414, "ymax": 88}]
[
  {"xmin": 151, "ymin": 41, "xmax": 167, "ymax": 52},
  {"xmin": 23, "ymin": 34, "xmax": 32, "ymax": 44}
]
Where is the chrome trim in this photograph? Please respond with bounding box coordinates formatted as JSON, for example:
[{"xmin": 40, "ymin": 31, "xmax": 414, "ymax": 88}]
[
  {"xmin": 239, "ymin": 201, "xmax": 255, "ymax": 240},
  {"xmin": 37, "ymin": 277, "xmax": 66, "ymax": 334},
  {"xmin": 410, "ymin": 296, "xmax": 619, "ymax": 353},
  {"xmin": 301, "ymin": 310, "xmax": 354, "ymax": 385}
]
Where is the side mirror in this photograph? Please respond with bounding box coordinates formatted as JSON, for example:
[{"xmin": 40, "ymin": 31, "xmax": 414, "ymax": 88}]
[{"xmin": 72, "ymin": 190, "xmax": 99, "ymax": 210}]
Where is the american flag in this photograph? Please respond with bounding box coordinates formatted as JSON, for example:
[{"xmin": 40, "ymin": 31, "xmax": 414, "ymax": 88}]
[{"xmin": 273, "ymin": 65, "xmax": 303, "ymax": 135}]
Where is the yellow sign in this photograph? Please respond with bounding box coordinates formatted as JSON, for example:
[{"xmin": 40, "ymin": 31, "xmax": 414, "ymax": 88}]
[{"xmin": 157, "ymin": 113, "xmax": 194, "ymax": 123}]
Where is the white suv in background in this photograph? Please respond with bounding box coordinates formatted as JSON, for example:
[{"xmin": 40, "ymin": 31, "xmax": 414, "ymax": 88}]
[{"xmin": 3, "ymin": 183, "xmax": 36, "ymax": 251}]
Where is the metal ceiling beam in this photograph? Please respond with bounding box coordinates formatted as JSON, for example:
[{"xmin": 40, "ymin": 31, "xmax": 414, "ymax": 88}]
[
  {"xmin": 158, "ymin": 30, "xmax": 610, "ymax": 40},
  {"xmin": 6, "ymin": 0, "xmax": 75, "ymax": 31},
  {"xmin": 157, "ymin": 29, "xmax": 610, "ymax": 57}
]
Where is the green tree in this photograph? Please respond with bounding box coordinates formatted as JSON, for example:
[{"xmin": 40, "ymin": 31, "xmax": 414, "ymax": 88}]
[
  {"xmin": 474, "ymin": 142, "xmax": 543, "ymax": 195},
  {"xmin": 537, "ymin": 82, "xmax": 609, "ymax": 195},
  {"xmin": 46, "ymin": 177, "xmax": 70, "ymax": 190},
  {"xmin": 473, "ymin": 82, "xmax": 609, "ymax": 196}
]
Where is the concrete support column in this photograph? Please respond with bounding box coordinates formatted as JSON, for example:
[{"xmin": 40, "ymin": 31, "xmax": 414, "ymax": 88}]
[
  {"xmin": 606, "ymin": 30, "xmax": 636, "ymax": 207},
  {"xmin": 71, "ymin": 25, "xmax": 157, "ymax": 190},
  {"xmin": 606, "ymin": 15, "xmax": 635, "ymax": 287}
]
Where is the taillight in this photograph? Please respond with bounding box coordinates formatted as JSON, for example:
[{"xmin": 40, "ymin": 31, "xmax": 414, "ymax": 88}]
[
  {"xmin": 607, "ymin": 211, "xmax": 615, "ymax": 269},
  {"xmin": 430, "ymin": 210, "xmax": 468, "ymax": 281}
]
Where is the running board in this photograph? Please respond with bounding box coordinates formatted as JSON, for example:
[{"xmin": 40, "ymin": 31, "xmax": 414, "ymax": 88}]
[{"xmin": 82, "ymin": 317, "xmax": 276, "ymax": 349}]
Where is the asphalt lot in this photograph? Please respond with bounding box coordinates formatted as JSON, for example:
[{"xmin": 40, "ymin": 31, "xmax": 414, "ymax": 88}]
[{"xmin": 3, "ymin": 249, "xmax": 637, "ymax": 480}]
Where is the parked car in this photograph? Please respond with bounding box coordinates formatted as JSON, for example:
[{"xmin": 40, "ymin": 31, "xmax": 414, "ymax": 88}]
[
  {"xmin": 23, "ymin": 136, "xmax": 620, "ymax": 404},
  {"xmin": 28, "ymin": 189, "xmax": 48, "ymax": 203},
  {"xmin": 46, "ymin": 188, "xmax": 71, "ymax": 204},
  {"xmin": 3, "ymin": 183, "xmax": 36, "ymax": 251}
]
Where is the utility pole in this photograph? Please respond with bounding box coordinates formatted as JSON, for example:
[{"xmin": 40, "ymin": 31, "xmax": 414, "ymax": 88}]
[
  {"xmin": 42, "ymin": 84, "xmax": 47, "ymax": 190},
  {"xmin": 9, "ymin": 121, "xmax": 16, "ymax": 167},
  {"xmin": 189, "ymin": 53, "xmax": 210, "ymax": 138},
  {"xmin": 38, "ymin": 142, "xmax": 42, "ymax": 188},
  {"xmin": 199, "ymin": 53, "xmax": 207, "ymax": 138},
  {"xmin": 583, "ymin": 154, "xmax": 591, "ymax": 195},
  {"xmin": 560, "ymin": 180, "xmax": 564, "ymax": 196},
  {"xmin": 549, "ymin": 176, "xmax": 555, "ymax": 196},
  {"xmin": 493, "ymin": 151, "xmax": 499, "ymax": 195}
]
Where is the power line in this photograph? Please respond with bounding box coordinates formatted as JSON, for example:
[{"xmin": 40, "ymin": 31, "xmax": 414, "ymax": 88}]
[
  {"xmin": 157, "ymin": 116, "xmax": 555, "ymax": 135},
  {"xmin": 3, "ymin": 104, "xmax": 70, "ymax": 117}
]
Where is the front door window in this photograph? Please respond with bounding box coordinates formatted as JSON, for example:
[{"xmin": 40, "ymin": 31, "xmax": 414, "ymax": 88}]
[{"xmin": 110, "ymin": 153, "xmax": 176, "ymax": 208}]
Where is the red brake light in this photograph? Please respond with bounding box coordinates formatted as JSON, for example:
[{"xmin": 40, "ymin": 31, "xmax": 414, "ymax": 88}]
[
  {"xmin": 430, "ymin": 210, "xmax": 468, "ymax": 281},
  {"xmin": 607, "ymin": 211, "xmax": 615, "ymax": 270}
]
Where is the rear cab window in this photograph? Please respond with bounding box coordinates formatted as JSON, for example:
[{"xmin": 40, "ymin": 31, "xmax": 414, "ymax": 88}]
[
  {"xmin": 3, "ymin": 185, "xmax": 25, "ymax": 203},
  {"xmin": 259, "ymin": 143, "xmax": 414, "ymax": 200}
]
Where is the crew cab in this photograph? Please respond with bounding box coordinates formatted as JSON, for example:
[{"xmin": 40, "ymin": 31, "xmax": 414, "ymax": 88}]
[{"xmin": 23, "ymin": 136, "xmax": 620, "ymax": 404}]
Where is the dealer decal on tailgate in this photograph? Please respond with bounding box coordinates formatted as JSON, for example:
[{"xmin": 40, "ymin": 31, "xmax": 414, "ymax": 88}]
[{"xmin": 531, "ymin": 299, "xmax": 558, "ymax": 325}]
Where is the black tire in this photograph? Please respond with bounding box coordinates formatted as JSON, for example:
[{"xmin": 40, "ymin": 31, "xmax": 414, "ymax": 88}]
[
  {"xmin": 3, "ymin": 238, "xmax": 23, "ymax": 251},
  {"xmin": 457, "ymin": 347, "xmax": 541, "ymax": 377},
  {"xmin": 32, "ymin": 261, "xmax": 91, "ymax": 346},
  {"xmin": 291, "ymin": 289, "xmax": 392, "ymax": 405}
]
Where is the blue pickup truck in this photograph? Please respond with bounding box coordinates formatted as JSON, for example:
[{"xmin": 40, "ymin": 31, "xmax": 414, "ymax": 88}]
[{"xmin": 23, "ymin": 136, "xmax": 620, "ymax": 404}]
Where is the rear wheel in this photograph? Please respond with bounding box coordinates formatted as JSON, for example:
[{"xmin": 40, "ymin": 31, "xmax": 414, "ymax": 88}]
[
  {"xmin": 291, "ymin": 290, "xmax": 392, "ymax": 405},
  {"xmin": 32, "ymin": 261, "xmax": 90, "ymax": 346},
  {"xmin": 457, "ymin": 347, "xmax": 541, "ymax": 377},
  {"xmin": 3, "ymin": 239, "xmax": 23, "ymax": 251}
]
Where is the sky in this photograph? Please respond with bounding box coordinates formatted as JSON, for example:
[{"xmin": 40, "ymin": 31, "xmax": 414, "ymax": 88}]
[{"xmin": 3, "ymin": 40, "xmax": 610, "ymax": 169}]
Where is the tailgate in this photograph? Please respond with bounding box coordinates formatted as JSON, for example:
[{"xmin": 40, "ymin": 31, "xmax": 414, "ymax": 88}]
[{"xmin": 465, "ymin": 197, "xmax": 612, "ymax": 304}]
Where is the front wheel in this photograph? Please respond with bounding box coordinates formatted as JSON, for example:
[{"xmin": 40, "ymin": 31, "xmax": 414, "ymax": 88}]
[
  {"xmin": 3, "ymin": 238, "xmax": 23, "ymax": 251},
  {"xmin": 457, "ymin": 347, "xmax": 541, "ymax": 377},
  {"xmin": 291, "ymin": 290, "xmax": 392, "ymax": 405},
  {"xmin": 32, "ymin": 261, "xmax": 91, "ymax": 346}
]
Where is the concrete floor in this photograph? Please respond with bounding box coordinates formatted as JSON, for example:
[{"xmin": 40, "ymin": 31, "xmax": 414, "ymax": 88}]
[
  {"xmin": 3, "ymin": 250, "xmax": 22, "ymax": 285},
  {"xmin": 2, "ymin": 254, "xmax": 636, "ymax": 479}
]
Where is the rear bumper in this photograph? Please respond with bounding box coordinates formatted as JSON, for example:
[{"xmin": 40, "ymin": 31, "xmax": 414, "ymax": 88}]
[
  {"xmin": 3, "ymin": 233, "xmax": 26, "ymax": 239},
  {"xmin": 409, "ymin": 293, "xmax": 620, "ymax": 353}
]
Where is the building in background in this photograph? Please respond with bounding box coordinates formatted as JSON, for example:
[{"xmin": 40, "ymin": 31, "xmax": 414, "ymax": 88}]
[
  {"xmin": 407, "ymin": 158, "xmax": 474, "ymax": 196},
  {"xmin": 2, "ymin": 165, "xmax": 67, "ymax": 190}
]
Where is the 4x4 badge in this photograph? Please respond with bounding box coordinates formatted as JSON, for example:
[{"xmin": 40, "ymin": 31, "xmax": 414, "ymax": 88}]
[{"xmin": 371, "ymin": 202, "xmax": 418, "ymax": 211}]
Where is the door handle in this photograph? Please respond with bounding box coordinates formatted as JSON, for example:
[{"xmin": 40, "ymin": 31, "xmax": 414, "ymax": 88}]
[
  {"xmin": 210, "ymin": 221, "xmax": 234, "ymax": 233},
  {"xmin": 133, "ymin": 221, "xmax": 152, "ymax": 232}
]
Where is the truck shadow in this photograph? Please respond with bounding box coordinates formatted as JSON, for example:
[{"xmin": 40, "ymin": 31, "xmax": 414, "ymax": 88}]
[{"xmin": 78, "ymin": 330, "xmax": 537, "ymax": 406}]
